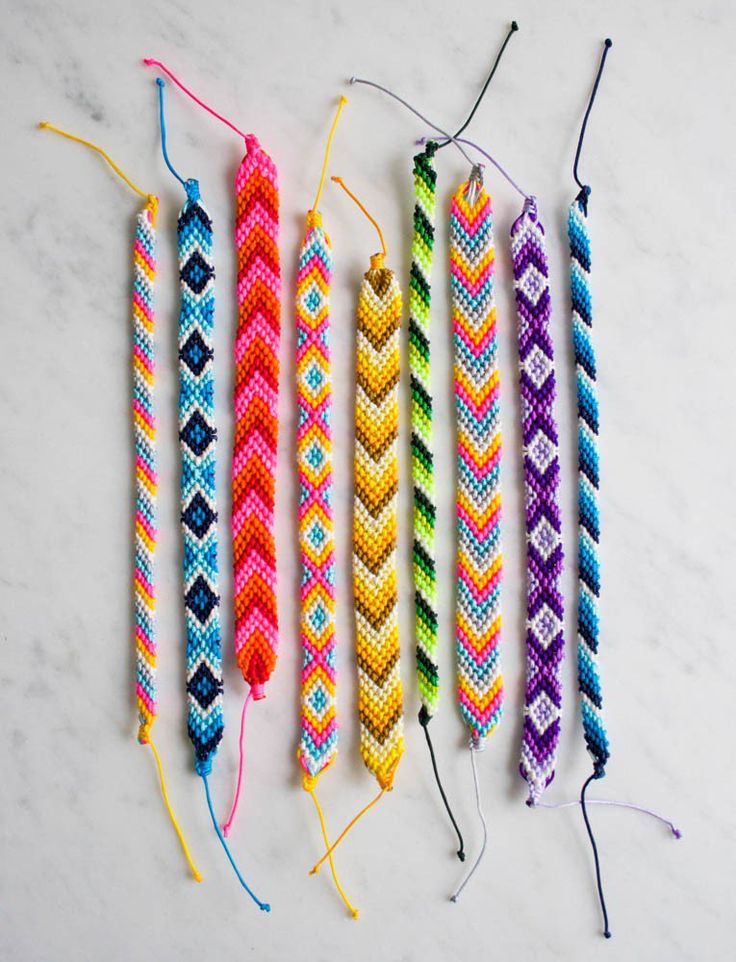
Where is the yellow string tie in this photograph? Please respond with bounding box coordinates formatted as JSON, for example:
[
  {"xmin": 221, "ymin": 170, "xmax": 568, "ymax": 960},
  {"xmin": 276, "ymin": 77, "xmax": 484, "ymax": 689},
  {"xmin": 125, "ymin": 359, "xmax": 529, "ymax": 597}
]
[
  {"xmin": 331, "ymin": 175, "xmax": 387, "ymax": 257},
  {"xmin": 146, "ymin": 738, "xmax": 203, "ymax": 882},
  {"xmin": 312, "ymin": 96, "xmax": 348, "ymax": 212},
  {"xmin": 304, "ymin": 774, "xmax": 359, "ymax": 919},
  {"xmin": 38, "ymin": 122, "xmax": 157, "ymax": 210},
  {"xmin": 309, "ymin": 785, "xmax": 388, "ymax": 875}
]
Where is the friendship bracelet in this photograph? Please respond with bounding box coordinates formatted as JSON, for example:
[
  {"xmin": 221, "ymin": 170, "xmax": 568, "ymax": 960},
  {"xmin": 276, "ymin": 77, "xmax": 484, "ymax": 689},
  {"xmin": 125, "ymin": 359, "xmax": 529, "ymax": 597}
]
[
  {"xmin": 350, "ymin": 28, "xmax": 518, "ymax": 864},
  {"xmin": 154, "ymin": 78, "xmax": 269, "ymax": 910},
  {"xmin": 511, "ymin": 196, "xmax": 565, "ymax": 806},
  {"xmin": 143, "ymin": 57, "xmax": 282, "ymax": 853},
  {"xmin": 38, "ymin": 121, "xmax": 200, "ymax": 880},
  {"xmin": 310, "ymin": 177, "xmax": 403, "ymax": 878},
  {"xmin": 450, "ymin": 165, "xmax": 503, "ymax": 901},
  {"xmin": 295, "ymin": 98, "xmax": 358, "ymax": 918}
]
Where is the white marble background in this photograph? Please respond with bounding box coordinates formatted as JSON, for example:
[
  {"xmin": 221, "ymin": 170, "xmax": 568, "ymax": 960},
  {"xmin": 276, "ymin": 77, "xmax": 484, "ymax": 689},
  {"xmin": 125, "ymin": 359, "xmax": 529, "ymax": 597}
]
[{"xmin": 1, "ymin": 0, "xmax": 733, "ymax": 959}]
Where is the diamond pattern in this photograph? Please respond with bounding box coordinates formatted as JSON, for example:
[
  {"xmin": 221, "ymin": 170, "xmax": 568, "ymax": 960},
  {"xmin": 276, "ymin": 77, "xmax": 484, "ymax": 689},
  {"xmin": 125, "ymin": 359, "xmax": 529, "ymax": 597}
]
[
  {"xmin": 519, "ymin": 263, "xmax": 546, "ymax": 306},
  {"xmin": 523, "ymin": 344, "xmax": 552, "ymax": 390},
  {"xmin": 181, "ymin": 411, "xmax": 216, "ymax": 457},
  {"xmin": 185, "ymin": 574, "xmax": 218, "ymax": 625},
  {"xmin": 182, "ymin": 492, "xmax": 216, "ymax": 539},
  {"xmin": 530, "ymin": 516, "xmax": 560, "ymax": 561},
  {"xmin": 187, "ymin": 661, "xmax": 222, "ymax": 710},
  {"xmin": 181, "ymin": 250, "xmax": 214, "ymax": 295},
  {"xmin": 180, "ymin": 329, "xmax": 212, "ymax": 376},
  {"xmin": 531, "ymin": 603, "xmax": 561, "ymax": 650},
  {"xmin": 528, "ymin": 690, "xmax": 558, "ymax": 734},
  {"xmin": 527, "ymin": 429, "xmax": 555, "ymax": 475}
]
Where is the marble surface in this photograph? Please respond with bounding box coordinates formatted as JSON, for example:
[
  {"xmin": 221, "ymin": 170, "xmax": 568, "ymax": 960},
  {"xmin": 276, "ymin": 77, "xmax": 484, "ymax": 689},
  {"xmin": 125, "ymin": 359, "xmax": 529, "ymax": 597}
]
[{"xmin": 1, "ymin": 0, "xmax": 733, "ymax": 959}]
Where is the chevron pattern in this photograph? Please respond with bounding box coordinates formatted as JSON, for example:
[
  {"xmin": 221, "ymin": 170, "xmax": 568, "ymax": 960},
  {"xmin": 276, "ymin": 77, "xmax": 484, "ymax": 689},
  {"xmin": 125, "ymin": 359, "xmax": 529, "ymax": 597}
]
[
  {"xmin": 511, "ymin": 197, "xmax": 564, "ymax": 803},
  {"xmin": 177, "ymin": 186, "xmax": 223, "ymax": 777},
  {"xmin": 450, "ymin": 170, "xmax": 503, "ymax": 746},
  {"xmin": 297, "ymin": 211, "xmax": 337, "ymax": 780},
  {"xmin": 410, "ymin": 144, "xmax": 440, "ymax": 718},
  {"xmin": 232, "ymin": 136, "xmax": 281, "ymax": 699},
  {"xmin": 569, "ymin": 192, "xmax": 609, "ymax": 775},
  {"xmin": 354, "ymin": 255, "xmax": 404, "ymax": 789},
  {"xmin": 134, "ymin": 197, "xmax": 159, "ymax": 743}
]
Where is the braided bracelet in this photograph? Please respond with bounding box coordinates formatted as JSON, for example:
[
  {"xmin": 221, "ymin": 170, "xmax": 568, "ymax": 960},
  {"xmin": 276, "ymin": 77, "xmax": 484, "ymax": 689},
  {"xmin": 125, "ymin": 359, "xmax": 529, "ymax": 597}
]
[
  {"xmin": 154, "ymin": 77, "xmax": 268, "ymax": 910},
  {"xmin": 511, "ymin": 196, "xmax": 565, "ymax": 806},
  {"xmin": 39, "ymin": 120, "xmax": 200, "ymax": 880},
  {"xmin": 295, "ymin": 98, "xmax": 357, "ymax": 917},
  {"xmin": 451, "ymin": 165, "xmax": 503, "ymax": 900},
  {"xmin": 310, "ymin": 177, "xmax": 403, "ymax": 879}
]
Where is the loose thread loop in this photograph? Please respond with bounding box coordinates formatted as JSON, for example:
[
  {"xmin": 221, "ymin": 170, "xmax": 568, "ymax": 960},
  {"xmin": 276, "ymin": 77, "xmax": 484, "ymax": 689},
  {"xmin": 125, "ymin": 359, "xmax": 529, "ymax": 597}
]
[
  {"xmin": 330, "ymin": 176, "xmax": 387, "ymax": 257},
  {"xmin": 143, "ymin": 737, "xmax": 202, "ymax": 882},
  {"xmin": 424, "ymin": 134, "xmax": 530, "ymax": 200},
  {"xmin": 573, "ymin": 38, "xmax": 613, "ymax": 192},
  {"xmin": 580, "ymin": 771, "xmax": 611, "ymax": 938},
  {"xmin": 38, "ymin": 122, "xmax": 154, "ymax": 204},
  {"xmin": 222, "ymin": 690, "xmax": 253, "ymax": 837},
  {"xmin": 418, "ymin": 708, "xmax": 465, "ymax": 861},
  {"xmin": 143, "ymin": 58, "xmax": 249, "ymax": 142},
  {"xmin": 312, "ymin": 96, "xmax": 348, "ymax": 212},
  {"xmin": 154, "ymin": 78, "xmax": 191, "ymax": 192},
  {"xmin": 349, "ymin": 76, "xmax": 474, "ymax": 166},
  {"xmin": 201, "ymin": 774, "xmax": 270, "ymax": 911},
  {"xmin": 451, "ymin": 742, "xmax": 488, "ymax": 902},
  {"xmin": 304, "ymin": 776, "xmax": 359, "ymax": 919},
  {"xmin": 309, "ymin": 785, "xmax": 388, "ymax": 875},
  {"xmin": 437, "ymin": 19, "xmax": 520, "ymax": 151},
  {"xmin": 528, "ymin": 794, "xmax": 682, "ymax": 839}
]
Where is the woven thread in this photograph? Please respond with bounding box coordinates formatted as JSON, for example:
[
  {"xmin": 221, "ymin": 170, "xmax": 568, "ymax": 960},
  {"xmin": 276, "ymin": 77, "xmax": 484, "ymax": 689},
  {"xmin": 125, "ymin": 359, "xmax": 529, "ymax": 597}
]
[
  {"xmin": 134, "ymin": 196, "xmax": 159, "ymax": 743},
  {"xmin": 410, "ymin": 143, "xmax": 440, "ymax": 717},
  {"xmin": 569, "ymin": 193, "xmax": 609, "ymax": 775},
  {"xmin": 451, "ymin": 170, "xmax": 503, "ymax": 746},
  {"xmin": 232, "ymin": 136, "xmax": 281, "ymax": 697},
  {"xmin": 512, "ymin": 197, "xmax": 565, "ymax": 804},
  {"xmin": 354, "ymin": 253, "xmax": 404, "ymax": 789},
  {"xmin": 177, "ymin": 185, "xmax": 224, "ymax": 777},
  {"xmin": 297, "ymin": 210, "xmax": 337, "ymax": 780}
]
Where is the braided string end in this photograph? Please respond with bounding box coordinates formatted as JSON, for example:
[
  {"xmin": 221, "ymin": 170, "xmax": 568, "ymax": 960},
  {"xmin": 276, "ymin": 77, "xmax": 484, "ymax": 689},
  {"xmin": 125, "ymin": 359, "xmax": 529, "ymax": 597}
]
[
  {"xmin": 450, "ymin": 741, "xmax": 488, "ymax": 902},
  {"xmin": 419, "ymin": 709, "xmax": 465, "ymax": 861},
  {"xmin": 142, "ymin": 736, "xmax": 202, "ymax": 881},
  {"xmin": 222, "ymin": 690, "xmax": 253, "ymax": 837},
  {"xmin": 297, "ymin": 100, "xmax": 356, "ymax": 916},
  {"xmin": 309, "ymin": 783, "xmax": 389, "ymax": 875},
  {"xmin": 304, "ymin": 773, "xmax": 359, "ymax": 919},
  {"xmin": 202, "ymin": 775, "xmax": 270, "ymax": 911}
]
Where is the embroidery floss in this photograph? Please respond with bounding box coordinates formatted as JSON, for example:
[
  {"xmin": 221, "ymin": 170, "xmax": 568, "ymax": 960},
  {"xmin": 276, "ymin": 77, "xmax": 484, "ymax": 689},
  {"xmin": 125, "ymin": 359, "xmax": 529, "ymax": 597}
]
[
  {"xmin": 228, "ymin": 127, "xmax": 281, "ymax": 834},
  {"xmin": 510, "ymin": 197, "xmax": 565, "ymax": 806},
  {"xmin": 143, "ymin": 58, "xmax": 281, "ymax": 844},
  {"xmin": 295, "ymin": 97, "xmax": 358, "ymax": 918},
  {"xmin": 310, "ymin": 177, "xmax": 403, "ymax": 876},
  {"xmin": 571, "ymin": 40, "xmax": 616, "ymax": 938},
  {"xmin": 526, "ymin": 40, "xmax": 680, "ymax": 938},
  {"xmin": 352, "ymin": 25, "xmax": 519, "ymax": 862},
  {"xmin": 411, "ymin": 140, "xmax": 470, "ymax": 858},
  {"xmin": 450, "ymin": 164, "xmax": 503, "ymax": 901},
  {"xmin": 153, "ymin": 79, "xmax": 268, "ymax": 910},
  {"xmin": 38, "ymin": 122, "xmax": 200, "ymax": 880}
]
